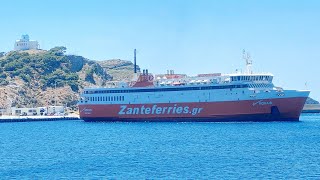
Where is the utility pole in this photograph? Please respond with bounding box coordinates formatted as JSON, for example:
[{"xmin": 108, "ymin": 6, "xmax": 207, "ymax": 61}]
[
  {"xmin": 134, "ymin": 49, "xmax": 137, "ymax": 73},
  {"xmin": 54, "ymin": 81, "xmax": 57, "ymax": 106}
]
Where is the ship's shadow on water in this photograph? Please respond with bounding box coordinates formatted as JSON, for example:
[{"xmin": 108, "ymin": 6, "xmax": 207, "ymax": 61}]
[{"xmin": 0, "ymin": 114, "xmax": 319, "ymax": 179}]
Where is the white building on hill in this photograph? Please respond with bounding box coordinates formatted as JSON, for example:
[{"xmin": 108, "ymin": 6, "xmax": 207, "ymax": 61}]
[{"xmin": 14, "ymin": 34, "xmax": 39, "ymax": 51}]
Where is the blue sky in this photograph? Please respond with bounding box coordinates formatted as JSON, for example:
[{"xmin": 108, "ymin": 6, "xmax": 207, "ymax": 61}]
[{"xmin": 1, "ymin": 0, "xmax": 319, "ymax": 100}]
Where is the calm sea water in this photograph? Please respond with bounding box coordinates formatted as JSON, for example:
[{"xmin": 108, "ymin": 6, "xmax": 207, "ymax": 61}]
[{"xmin": 1, "ymin": 114, "xmax": 320, "ymax": 179}]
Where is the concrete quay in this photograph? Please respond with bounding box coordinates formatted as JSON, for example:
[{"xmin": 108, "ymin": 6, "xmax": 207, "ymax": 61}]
[
  {"xmin": 302, "ymin": 104, "xmax": 320, "ymax": 113},
  {"xmin": 0, "ymin": 115, "xmax": 80, "ymax": 123}
]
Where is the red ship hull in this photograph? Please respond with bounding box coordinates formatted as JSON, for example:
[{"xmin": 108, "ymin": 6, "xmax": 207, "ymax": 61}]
[{"xmin": 79, "ymin": 97, "xmax": 307, "ymax": 122}]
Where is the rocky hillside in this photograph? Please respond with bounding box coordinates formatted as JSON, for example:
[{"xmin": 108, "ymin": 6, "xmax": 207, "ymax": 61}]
[
  {"xmin": 0, "ymin": 47, "xmax": 136, "ymax": 111},
  {"xmin": 97, "ymin": 59, "xmax": 140, "ymax": 81},
  {"xmin": 306, "ymin": 97, "xmax": 319, "ymax": 104}
]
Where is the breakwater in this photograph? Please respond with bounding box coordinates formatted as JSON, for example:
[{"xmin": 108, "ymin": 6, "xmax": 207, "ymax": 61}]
[
  {"xmin": 302, "ymin": 104, "xmax": 320, "ymax": 113},
  {"xmin": 0, "ymin": 115, "xmax": 80, "ymax": 123}
]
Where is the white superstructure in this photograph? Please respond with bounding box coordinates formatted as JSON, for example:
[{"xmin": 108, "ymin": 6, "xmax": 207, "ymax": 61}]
[{"xmin": 14, "ymin": 34, "xmax": 39, "ymax": 51}]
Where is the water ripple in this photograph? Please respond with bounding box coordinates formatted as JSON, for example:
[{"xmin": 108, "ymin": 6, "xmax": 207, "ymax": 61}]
[{"xmin": 0, "ymin": 115, "xmax": 320, "ymax": 179}]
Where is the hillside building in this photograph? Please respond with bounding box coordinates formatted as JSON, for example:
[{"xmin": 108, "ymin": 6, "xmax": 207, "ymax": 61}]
[{"xmin": 14, "ymin": 34, "xmax": 39, "ymax": 51}]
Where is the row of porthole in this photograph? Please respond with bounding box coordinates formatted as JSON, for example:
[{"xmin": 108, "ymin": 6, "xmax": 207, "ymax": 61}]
[
  {"xmin": 86, "ymin": 96, "xmax": 125, "ymax": 102},
  {"xmin": 248, "ymin": 83, "xmax": 273, "ymax": 88}
]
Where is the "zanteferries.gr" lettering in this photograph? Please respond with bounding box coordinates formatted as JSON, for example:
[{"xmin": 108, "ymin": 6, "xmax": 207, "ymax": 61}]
[{"xmin": 118, "ymin": 104, "xmax": 203, "ymax": 116}]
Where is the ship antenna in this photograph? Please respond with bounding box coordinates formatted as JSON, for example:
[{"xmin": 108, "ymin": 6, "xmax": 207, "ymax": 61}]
[
  {"xmin": 134, "ymin": 49, "xmax": 137, "ymax": 73},
  {"xmin": 243, "ymin": 49, "xmax": 252, "ymax": 74}
]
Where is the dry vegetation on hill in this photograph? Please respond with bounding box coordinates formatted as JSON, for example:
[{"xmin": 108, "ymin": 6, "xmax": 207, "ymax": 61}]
[{"xmin": 0, "ymin": 47, "xmax": 137, "ymax": 111}]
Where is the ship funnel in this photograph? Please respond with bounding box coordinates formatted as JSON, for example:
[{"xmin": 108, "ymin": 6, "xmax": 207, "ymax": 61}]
[{"xmin": 134, "ymin": 49, "xmax": 137, "ymax": 73}]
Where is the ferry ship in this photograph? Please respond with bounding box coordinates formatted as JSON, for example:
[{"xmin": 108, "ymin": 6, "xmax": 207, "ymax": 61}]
[{"xmin": 78, "ymin": 50, "xmax": 310, "ymax": 122}]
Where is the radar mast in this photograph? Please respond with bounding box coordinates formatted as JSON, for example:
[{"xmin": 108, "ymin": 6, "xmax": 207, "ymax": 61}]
[{"xmin": 243, "ymin": 49, "xmax": 253, "ymax": 74}]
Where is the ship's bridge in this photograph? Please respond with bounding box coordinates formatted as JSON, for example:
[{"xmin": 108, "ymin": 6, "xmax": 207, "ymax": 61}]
[{"xmin": 229, "ymin": 74, "xmax": 273, "ymax": 83}]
